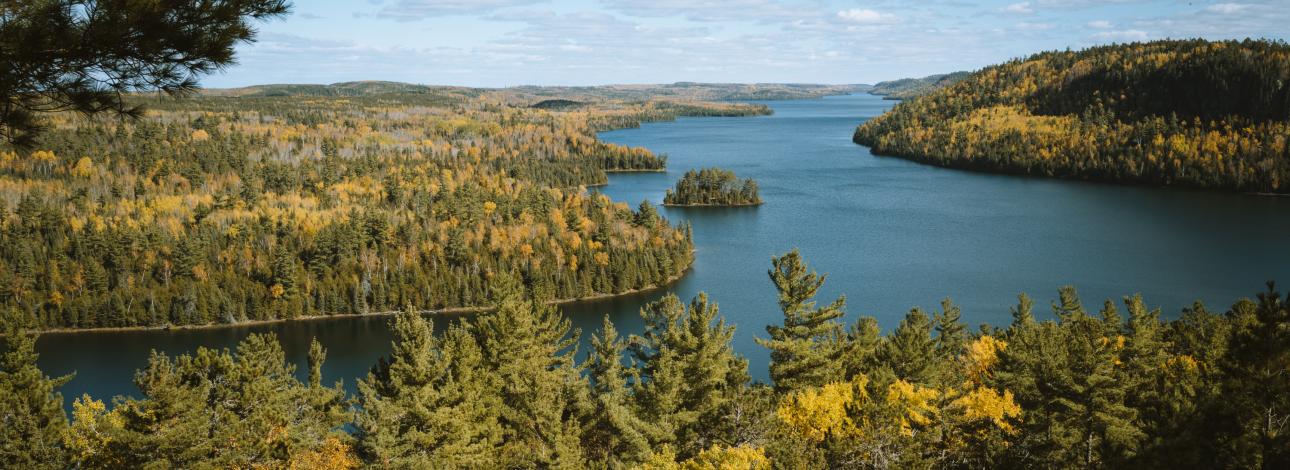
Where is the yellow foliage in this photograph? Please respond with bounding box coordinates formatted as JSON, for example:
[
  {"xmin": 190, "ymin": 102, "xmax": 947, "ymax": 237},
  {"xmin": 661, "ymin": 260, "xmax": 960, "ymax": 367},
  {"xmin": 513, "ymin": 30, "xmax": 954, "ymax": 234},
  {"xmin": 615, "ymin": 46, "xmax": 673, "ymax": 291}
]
[
  {"xmin": 191, "ymin": 129, "xmax": 210, "ymax": 141},
  {"xmin": 776, "ymin": 377, "xmax": 867, "ymax": 442},
  {"xmin": 63, "ymin": 395, "xmax": 124, "ymax": 467},
  {"xmin": 963, "ymin": 335, "xmax": 1007, "ymax": 386},
  {"xmin": 71, "ymin": 157, "xmax": 94, "ymax": 178},
  {"xmin": 682, "ymin": 445, "xmax": 770, "ymax": 470},
  {"xmin": 593, "ymin": 251, "xmax": 610, "ymax": 266},
  {"xmin": 950, "ymin": 387, "xmax": 1022, "ymax": 433},
  {"xmin": 288, "ymin": 436, "xmax": 359, "ymax": 470},
  {"xmin": 886, "ymin": 380, "xmax": 940, "ymax": 436}
]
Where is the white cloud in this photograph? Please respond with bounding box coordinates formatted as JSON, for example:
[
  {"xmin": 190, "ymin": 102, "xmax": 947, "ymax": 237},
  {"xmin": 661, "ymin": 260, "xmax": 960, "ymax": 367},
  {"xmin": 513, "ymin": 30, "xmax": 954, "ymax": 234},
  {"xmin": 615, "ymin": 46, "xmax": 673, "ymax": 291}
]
[
  {"xmin": 1003, "ymin": 2, "xmax": 1034, "ymax": 14},
  {"xmin": 1206, "ymin": 3, "xmax": 1249, "ymax": 14},
  {"xmin": 1087, "ymin": 20, "xmax": 1113, "ymax": 29},
  {"xmin": 836, "ymin": 8, "xmax": 896, "ymax": 24}
]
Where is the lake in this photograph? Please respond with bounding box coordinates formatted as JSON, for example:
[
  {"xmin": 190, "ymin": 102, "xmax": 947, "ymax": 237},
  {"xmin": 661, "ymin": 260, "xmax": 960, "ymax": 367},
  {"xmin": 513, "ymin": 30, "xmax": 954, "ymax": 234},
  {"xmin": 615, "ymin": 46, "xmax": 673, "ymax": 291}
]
[{"xmin": 35, "ymin": 93, "xmax": 1290, "ymax": 408}]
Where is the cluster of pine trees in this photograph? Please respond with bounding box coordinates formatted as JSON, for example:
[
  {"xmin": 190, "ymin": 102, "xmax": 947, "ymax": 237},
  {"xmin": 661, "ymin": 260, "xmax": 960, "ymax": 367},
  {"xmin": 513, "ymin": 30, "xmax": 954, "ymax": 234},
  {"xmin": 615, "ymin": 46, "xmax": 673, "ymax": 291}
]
[
  {"xmin": 0, "ymin": 92, "xmax": 778, "ymax": 330},
  {"xmin": 854, "ymin": 39, "xmax": 1290, "ymax": 193},
  {"xmin": 4, "ymin": 251, "xmax": 1287, "ymax": 468},
  {"xmin": 663, "ymin": 168, "xmax": 762, "ymax": 206}
]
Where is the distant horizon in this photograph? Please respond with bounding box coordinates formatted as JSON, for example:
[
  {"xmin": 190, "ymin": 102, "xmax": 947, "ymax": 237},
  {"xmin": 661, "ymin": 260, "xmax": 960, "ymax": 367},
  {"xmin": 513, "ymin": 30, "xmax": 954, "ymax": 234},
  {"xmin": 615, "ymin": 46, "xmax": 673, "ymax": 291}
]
[{"xmin": 201, "ymin": 0, "xmax": 1288, "ymax": 89}]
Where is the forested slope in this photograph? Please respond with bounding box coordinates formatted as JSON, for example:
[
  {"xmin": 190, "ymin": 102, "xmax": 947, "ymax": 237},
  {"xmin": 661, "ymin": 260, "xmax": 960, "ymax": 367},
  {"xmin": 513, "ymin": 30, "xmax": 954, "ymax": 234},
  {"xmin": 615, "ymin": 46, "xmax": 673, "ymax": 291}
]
[
  {"xmin": 855, "ymin": 39, "xmax": 1290, "ymax": 193},
  {"xmin": 0, "ymin": 93, "xmax": 768, "ymax": 330}
]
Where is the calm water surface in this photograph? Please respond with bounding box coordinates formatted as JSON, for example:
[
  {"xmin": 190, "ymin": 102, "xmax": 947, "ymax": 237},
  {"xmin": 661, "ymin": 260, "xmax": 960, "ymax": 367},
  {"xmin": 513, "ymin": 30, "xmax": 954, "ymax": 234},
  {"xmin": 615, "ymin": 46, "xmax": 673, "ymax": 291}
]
[{"xmin": 36, "ymin": 94, "xmax": 1290, "ymax": 408}]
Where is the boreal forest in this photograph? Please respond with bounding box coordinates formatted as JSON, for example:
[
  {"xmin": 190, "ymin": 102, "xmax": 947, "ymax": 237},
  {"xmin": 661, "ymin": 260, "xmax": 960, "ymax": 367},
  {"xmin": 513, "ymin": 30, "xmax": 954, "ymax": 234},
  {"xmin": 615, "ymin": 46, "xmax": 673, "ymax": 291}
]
[
  {"xmin": 855, "ymin": 39, "xmax": 1290, "ymax": 193},
  {"xmin": 2, "ymin": 0, "xmax": 1288, "ymax": 469}
]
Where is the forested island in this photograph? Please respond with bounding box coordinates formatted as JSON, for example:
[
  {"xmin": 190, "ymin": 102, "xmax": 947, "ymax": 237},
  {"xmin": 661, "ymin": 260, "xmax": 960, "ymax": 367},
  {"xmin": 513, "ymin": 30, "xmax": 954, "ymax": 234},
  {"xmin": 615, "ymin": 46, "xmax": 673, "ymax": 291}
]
[
  {"xmin": 663, "ymin": 168, "xmax": 763, "ymax": 206},
  {"xmin": 855, "ymin": 39, "xmax": 1290, "ymax": 193},
  {"xmin": 0, "ymin": 88, "xmax": 787, "ymax": 331},
  {"xmin": 5, "ymin": 251, "xmax": 1288, "ymax": 468}
]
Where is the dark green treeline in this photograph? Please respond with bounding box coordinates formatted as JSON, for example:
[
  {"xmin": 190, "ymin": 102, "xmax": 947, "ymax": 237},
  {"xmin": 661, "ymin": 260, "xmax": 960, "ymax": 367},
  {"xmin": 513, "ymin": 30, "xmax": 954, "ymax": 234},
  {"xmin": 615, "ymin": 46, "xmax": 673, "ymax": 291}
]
[{"xmin": 4, "ymin": 251, "xmax": 1288, "ymax": 468}]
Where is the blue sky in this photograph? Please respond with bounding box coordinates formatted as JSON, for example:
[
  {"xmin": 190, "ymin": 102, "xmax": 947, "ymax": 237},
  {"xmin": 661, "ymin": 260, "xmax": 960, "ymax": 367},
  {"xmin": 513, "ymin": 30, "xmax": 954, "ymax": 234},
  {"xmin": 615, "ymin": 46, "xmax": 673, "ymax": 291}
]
[{"xmin": 203, "ymin": 0, "xmax": 1290, "ymax": 88}]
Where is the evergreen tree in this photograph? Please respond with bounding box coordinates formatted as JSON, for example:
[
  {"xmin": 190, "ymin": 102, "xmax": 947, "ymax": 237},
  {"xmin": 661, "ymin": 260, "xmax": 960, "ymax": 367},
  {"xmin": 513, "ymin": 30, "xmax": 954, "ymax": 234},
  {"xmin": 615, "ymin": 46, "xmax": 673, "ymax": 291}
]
[
  {"xmin": 584, "ymin": 316, "xmax": 653, "ymax": 468},
  {"xmin": 0, "ymin": 325, "xmax": 70, "ymax": 469},
  {"xmin": 1216, "ymin": 284, "xmax": 1290, "ymax": 468},
  {"xmin": 354, "ymin": 307, "xmax": 501, "ymax": 467},
  {"xmin": 630, "ymin": 293, "xmax": 749, "ymax": 458},
  {"xmin": 757, "ymin": 249, "xmax": 845, "ymax": 392},
  {"xmin": 80, "ymin": 333, "xmax": 349, "ymax": 468},
  {"xmin": 476, "ymin": 286, "xmax": 587, "ymax": 468},
  {"xmin": 879, "ymin": 308, "xmax": 937, "ymax": 385}
]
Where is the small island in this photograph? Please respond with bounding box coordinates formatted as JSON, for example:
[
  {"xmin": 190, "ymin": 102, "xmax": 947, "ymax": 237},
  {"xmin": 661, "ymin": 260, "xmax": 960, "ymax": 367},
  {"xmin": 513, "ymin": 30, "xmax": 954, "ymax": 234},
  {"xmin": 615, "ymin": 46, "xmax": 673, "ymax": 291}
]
[{"xmin": 663, "ymin": 168, "xmax": 763, "ymax": 206}]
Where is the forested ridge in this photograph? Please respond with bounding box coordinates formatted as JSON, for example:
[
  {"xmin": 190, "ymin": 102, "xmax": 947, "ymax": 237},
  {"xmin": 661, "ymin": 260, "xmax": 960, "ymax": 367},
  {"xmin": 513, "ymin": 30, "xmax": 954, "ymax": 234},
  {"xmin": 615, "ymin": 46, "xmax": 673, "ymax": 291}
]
[
  {"xmin": 854, "ymin": 39, "xmax": 1290, "ymax": 193},
  {"xmin": 868, "ymin": 72, "xmax": 969, "ymax": 100},
  {"xmin": 0, "ymin": 91, "xmax": 771, "ymax": 331},
  {"xmin": 4, "ymin": 251, "xmax": 1288, "ymax": 468},
  {"xmin": 664, "ymin": 168, "xmax": 763, "ymax": 206}
]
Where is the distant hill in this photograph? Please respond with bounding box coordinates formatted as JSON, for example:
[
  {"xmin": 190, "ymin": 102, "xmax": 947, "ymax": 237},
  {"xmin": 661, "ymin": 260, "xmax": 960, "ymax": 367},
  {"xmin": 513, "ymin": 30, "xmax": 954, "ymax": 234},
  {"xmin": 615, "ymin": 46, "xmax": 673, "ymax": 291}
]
[
  {"xmin": 868, "ymin": 72, "xmax": 970, "ymax": 100},
  {"xmin": 854, "ymin": 39, "xmax": 1290, "ymax": 193},
  {"xmin": 204, "ymin": 81, "xmax": 870, "ymax": 103},
  {"xmin": 202, "ymin": 80, "xmax": 479, "ymax": 98}
]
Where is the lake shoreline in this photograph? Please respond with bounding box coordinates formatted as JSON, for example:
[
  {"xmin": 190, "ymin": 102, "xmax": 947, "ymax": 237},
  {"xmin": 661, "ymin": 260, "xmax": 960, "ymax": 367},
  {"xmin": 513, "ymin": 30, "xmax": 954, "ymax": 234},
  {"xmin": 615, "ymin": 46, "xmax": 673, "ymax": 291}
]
[{"xmin": 34, "ymin": 258, "xmax": 694, "ymax": 336}]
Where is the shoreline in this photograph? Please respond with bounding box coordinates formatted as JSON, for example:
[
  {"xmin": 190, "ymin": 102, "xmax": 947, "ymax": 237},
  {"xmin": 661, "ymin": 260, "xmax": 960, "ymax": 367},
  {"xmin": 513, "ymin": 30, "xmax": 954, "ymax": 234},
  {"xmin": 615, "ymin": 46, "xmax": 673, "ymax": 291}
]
[
  {"xmin": 663, "ymin": 201, "xmax": 763, "ymax": 207},
  {"xmin": 35, "ymin": 260, "xmax": 693, "ymax": 336}
]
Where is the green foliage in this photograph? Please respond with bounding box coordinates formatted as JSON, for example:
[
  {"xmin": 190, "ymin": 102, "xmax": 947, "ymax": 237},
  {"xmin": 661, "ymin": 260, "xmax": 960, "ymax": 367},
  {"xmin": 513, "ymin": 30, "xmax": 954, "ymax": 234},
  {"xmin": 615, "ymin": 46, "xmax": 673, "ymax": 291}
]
[
  {"xmin": 855, "ymin": 39, "xmax": 1290, "ymax": 193},
  {"xmin": 0, "ymin": 92, "xmax": 709, "ymax": 330},
  {"xmin": 663, "ymin": 168, "xmax": 762, "ymax": 206},
  {"xmin": 0, "ymin": 0, "xmax": 291, "ymax": 147},
  {"xmin": 757, "ymin": 249, "xmax": 845, "ymax": 392},
  {"xmin": 0, "ymin": 323, "xmax": 70, "ymax": 469},
  {"xmin": 5, "ymin": 251, "xmax": 1290, "ymax": 469}
]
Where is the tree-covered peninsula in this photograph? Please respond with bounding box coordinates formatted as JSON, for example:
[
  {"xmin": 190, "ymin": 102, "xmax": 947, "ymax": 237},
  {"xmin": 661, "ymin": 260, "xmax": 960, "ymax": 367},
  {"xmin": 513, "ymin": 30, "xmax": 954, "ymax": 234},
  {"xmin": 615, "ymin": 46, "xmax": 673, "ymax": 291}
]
[
  {"xmin": 663, "ymin": 168, "xmax": 763, "ymax": 206},
  {"xmin": 0, "ymin": 89, "xmax": 783, "ymax": 330},
  {"xmin": 855, "ymin": 39, "xmax": 1290, "ymax": 193}
]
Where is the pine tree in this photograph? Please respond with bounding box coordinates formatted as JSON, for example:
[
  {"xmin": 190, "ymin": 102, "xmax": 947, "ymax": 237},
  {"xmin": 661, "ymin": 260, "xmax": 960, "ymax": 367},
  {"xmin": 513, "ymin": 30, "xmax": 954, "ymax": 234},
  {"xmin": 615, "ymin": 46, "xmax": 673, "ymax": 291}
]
[
  {"xmin": 934, "ymin": 298, "xmax": 967, "ymax": 359},
  {"xmin": 87, "ymin": 333, "xmax": 350, "ymax": 468},
  {"xmin": 354, "ymin": 307, "xmax": 502, "ymax": 467},
  {"xmin": 630, "ymin": 293, "xmax": 749, "ymax": 458},
  {"xmin": 757, "ymin": 249, "xmax": 845, "ymax": 392},
  {"xmin": 476, "ymin": 286, "xmax": 587, "ymax": 468},
  {"xmin": 584, "ymin": 316, "xmax": 653, "ymax": 467},
  {"xmin": 879, "ymin": 308, "xmax": 937, "ymax": 385},
  {"xmin": 0, "ymin": 325, "xmax": 70, "ymax": 469}
]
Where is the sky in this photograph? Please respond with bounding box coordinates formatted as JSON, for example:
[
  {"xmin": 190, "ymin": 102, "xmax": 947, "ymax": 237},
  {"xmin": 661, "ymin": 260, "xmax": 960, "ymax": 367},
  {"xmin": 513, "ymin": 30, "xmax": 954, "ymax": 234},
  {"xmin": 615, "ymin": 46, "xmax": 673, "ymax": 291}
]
[{"xmin": 202, "ymin": 0, "xmax": 1290, "ymax": 88}]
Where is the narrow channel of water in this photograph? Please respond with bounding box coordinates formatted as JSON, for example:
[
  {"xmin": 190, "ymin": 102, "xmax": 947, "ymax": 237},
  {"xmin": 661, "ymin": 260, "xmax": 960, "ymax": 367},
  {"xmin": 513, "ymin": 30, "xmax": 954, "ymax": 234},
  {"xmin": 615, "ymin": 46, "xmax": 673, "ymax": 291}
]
[{"xmin": 35, "ymin": 93, "xmax": 1290, "ymax": 408}]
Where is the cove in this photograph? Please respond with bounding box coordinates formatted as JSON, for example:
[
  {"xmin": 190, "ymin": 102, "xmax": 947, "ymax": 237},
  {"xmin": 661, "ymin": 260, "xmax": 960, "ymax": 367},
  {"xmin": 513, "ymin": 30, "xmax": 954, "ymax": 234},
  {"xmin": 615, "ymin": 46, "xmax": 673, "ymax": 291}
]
[{"xmin": 34, "ymin": 93, "xmax": 1290, "ymax": 409}]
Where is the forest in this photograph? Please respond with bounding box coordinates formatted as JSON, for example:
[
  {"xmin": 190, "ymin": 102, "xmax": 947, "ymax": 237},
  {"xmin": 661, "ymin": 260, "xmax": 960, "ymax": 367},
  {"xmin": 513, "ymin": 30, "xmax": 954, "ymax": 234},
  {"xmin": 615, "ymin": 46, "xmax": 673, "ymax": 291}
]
[
  {"xmin": 4, "ymin": 250, "xmax": 1287, "ymax": 469},
  {"xmin": 663, "ymin": 168, "xmax": 763, "ymax": 206},
  {"xmin": 867, "ymin": 72, "xmax": 969, "ymax": 100},
  {"xmin": 0, "ymin": 90, "xmax": 774, "ymax": 331},
  {"xmin": 854, "ymin": 39, "xmax": 1290, "ymax": 193}
]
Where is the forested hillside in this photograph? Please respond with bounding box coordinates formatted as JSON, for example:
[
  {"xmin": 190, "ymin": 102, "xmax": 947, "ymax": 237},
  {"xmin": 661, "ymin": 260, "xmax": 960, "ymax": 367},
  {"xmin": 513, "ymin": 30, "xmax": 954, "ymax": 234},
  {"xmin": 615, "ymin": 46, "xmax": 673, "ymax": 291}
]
[
  {"xmin": 0, "ymin": 92, "xmax": 770, "ymax": 330},
  {"xmin": 5, "ymin": 252, "xmax": 1288, "ymax": 468},
  {"xmin": 855, "ymin": 39, "xmax": 1290, "ymax": 193},
  {"xmin": 868, "ymin": 71, "xmax": 969, "ymax": 100}
]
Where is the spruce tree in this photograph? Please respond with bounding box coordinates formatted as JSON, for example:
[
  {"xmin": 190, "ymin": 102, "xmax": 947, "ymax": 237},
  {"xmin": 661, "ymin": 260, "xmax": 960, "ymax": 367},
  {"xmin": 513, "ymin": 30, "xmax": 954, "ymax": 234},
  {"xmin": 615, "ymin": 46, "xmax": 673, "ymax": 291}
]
[
  {"xmin": 0, "ymin": 326, "xmax": 70, "ymax": 469},
  {"xmin": 757, "ymin": 249, "xmax": 845, "ymax": 392}
]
